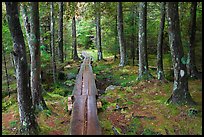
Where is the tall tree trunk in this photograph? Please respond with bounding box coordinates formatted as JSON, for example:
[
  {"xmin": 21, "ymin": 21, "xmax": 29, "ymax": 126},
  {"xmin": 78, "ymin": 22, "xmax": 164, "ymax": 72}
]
[
  {"xmin": 72, "ymin": 15, "xmax": 79, "ymax": 60},
  {"xmin": 58, "ymin": 2, "xmax": 64, "ymax": 63},
  {"xmin": 187, "ymin": 2, "xmax": 200, "ymax": 79},
  {"xmin": 10, "ymin": 52, "xmax": 15, "ymax": 67},
  {"xmin": 3, "ymin": 45, "xmax": 10, "ymax": 97},
  {"xmin": 114, "ymin": 5, "xmax": 120, "ymax": 61},
  {"xmin": 5, "ymin": 2, "xmax": 38, "ymax": 134},
  {"xmin": 166, "ymin": 2, "xmax": 196, "ymax": 105},
  {"xmin": 95, "ymin": 2, "xmax": 103, "ymax": 61},
  {"xmin": 10, "ymin": 52, "xmax": 16, "ymax": 78},
  {"xmin": 51, "ymin": 2, "xmax": 57, "ymax": 83},
  {"xmin": 21, "ymin": 4, "xmax": 31, "ymax": 46},
  {"xmin": 114, "ymin": 6, "xmax": 118, "ymax": 61},
  {"xmin": 30, "ymin": 2, "xmax": 48, "ymax": 111},
  {"xmin": 157, "ymin": 2, "xmax": 166, "ymax": 80},
  {"xmin": 117, "ymin": 2, "xmax": 126, "ymax": 66},
  {"xmin": 131, "ymin": 4, "xmax": 136, "ymax": 66},
  {"xmin": 137, "ymin": 2, "xmax": 152, "ymax": 80}
]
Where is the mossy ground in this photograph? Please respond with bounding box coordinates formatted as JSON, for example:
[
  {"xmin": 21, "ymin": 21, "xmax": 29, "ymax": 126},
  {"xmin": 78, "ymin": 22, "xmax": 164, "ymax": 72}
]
[{"xmin": 2, "ymin": 52, "xmax": 202, "ymax": 135}]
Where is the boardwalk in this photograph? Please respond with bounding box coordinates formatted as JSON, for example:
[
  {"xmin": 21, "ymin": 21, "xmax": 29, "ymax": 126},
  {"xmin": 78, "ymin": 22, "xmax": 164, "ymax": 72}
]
[{"xmin": 69, "ymin": 52, "xmax": 102, "ymax": 135}]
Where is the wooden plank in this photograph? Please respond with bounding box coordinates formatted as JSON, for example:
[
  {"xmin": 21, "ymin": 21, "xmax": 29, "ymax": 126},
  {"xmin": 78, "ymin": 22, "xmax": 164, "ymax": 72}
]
[
  {"xmin": 70, "ymin": 95, "xmax": 87, "ymax": 135},
  {"xmin": 87, "ymin": 96, "xmax": 102, "ymax": 135},
  {"xmin": 88, "ymin": 64, "xmax": 98, "ymax": 96},
  {"xmin": 72, "ymin": 63, "xmax": 85, "ymax": 96},
  {"xmin": 82, "ymin": 64, "xmax": 89, "ymax": 95}
]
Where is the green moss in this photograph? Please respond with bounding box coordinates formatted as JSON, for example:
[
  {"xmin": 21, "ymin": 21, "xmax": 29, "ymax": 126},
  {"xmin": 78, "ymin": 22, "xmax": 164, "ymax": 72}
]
[
  {"xmin": 100, "ymin": 119, "xmax": 113, "ymax": 135},
  {"xmin": 43, "ymin": 92, "xmax": 64, "ymax": 101},
  {"xmin": 126, "ymin": 117, "xmax": 142, "ymax": 135},
  {"xmin": 9, "ymin": 120, "xmax": 18, "ymax": 128},
  {"xmin": 141, "ymin": 128, "xmax": 159, "ymax": 135}
]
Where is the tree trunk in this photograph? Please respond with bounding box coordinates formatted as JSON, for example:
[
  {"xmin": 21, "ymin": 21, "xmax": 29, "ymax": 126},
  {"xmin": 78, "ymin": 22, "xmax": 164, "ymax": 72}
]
[
  {"xmin": 21, "ymin": 4, "xmax": 31, "ymax": 46},
  {"xmin": 50, "ymin": 2, "xmax": 57, "ymax": 83},
  {"xmin": 3, "ymin": 45, "xmax": 10, "ymax": 97},
  {"xmin": 95, "ymin": 2, "xmax": 103, "ymax": 61},
  {"xmin": 117, "ymin": 2, "xmax": 126, "ymax": 66},
  {"xmin": 5, "ymin": 2, "xmax": 38, "ymax": 134},
  {"xmin": 166, "ymin": 2, "xmax": 196, "ymax": 105},
  {"xmin": 30, "ymin": 2, "xmax": 48, "ymax": 111},
  {"xmin": 187, "ymin": 2, "xmax": 200, "ymax": 79},
  {"xmin": 131, "ymin": 5, "xmax": 136, "ymax": 66},
  {"xmin": 114, "ymin": 7, "xmax": 119, "ymax": 61},
  {"xmin": 10, "ymin": 52, "xmax": 15, "ymax": 67},
  {"xmin": 58, "ymin": 2, "xmax": 64, "ymax": 63},
  {"xmin": 137, "ymin": 2, "xmax": 152, "ymax": 80},
  {"xmin": 72, "ymin": 15, "xmax": 79, "ymax": 60},
  {"xmin": 10, "ymin": 52, "xmax": 16, "ymax": 77},
  {"xmin": 157, "ymin": 2, "xmax": 166, "ymax": 81}
]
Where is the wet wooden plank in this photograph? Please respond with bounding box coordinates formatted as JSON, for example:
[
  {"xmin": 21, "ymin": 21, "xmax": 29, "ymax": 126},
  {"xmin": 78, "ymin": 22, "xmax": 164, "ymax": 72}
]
[
  {"xmin": 82, "ymin": 64, "xmax": 89, "ymax": 95},
  {"xmin": 70, "ymin": 95, "xmax": 87, "ymax": 135},
  {"xmin": 87, "ymin": 96, "xmax": 102, "ymax": 135},
  {"xmin": 72, "ymin": 63, "xmax": 85, "ymax": 96}
]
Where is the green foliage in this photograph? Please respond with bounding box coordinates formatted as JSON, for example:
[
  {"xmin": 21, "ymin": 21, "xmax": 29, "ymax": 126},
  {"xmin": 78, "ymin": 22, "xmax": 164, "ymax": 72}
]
[
  {"xmin": 2, "ymin": 21, "xmax": 13, "ymax": 54},
  {"xmin": 100, "ymin": 98, "xmax": 109, "ymax": 111},
  {"xmin": 9, "ymin": 120, "xmax": 18, "ymax": 128},
  {"xmin": 187, "ymin": 108, "xmax": 198, "ymax": 117},
  {"xmin": 77, "ymin": 19, "xmax": 95, "ymax": 49},
  {"xmin": 181, "ymin": 55, "xmax": 190, "ymax": 65},
  {"xmin": 126, "ymin": 117, "xmax": 141, "ymax": 135},
  {"xmin": 40, "ymin": 45, "xmax": 51, "ymax": 69},
  {"xmin": 100, "ymin": 119, "xmax": 113, "ymax": 134},
  {"xmin": 43, "ymin": 109, "xmax": 52, "ymax": 117},
  {"xmin": 141, "ymin": 128, "xmax": 159, "ymax": 135},
  {"xmin": 64, "ymin": 79, "xmax": 75, "ymax": 87}
]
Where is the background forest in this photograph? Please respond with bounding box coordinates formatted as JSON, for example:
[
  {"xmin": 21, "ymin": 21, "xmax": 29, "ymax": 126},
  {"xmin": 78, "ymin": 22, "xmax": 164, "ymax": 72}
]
[{"xmin": 2, "ymin": 2, "xmax": 202, "ymax": 135}]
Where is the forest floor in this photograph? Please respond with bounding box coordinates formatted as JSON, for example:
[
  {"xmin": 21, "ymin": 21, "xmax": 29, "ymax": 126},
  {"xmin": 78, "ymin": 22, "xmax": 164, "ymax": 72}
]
[{"xmin": 2, "ymin": 51, "xmax": 202, "ymax": 135}]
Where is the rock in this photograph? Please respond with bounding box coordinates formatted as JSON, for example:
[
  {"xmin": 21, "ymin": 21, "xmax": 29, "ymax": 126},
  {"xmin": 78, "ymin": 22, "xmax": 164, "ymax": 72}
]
[
  {"xmin": 67, "ymin": 73, "xmax": 76, "ymax": 80},
  {"xmin": 105, "ymin": 85, "xmax": 118, "ymax": 93}
]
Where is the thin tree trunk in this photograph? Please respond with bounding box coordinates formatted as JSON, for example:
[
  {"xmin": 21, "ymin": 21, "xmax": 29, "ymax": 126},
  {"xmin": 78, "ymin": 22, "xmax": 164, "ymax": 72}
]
[
  {"xmin": 137, "ymin": 2, "xmax": 152, "ymax": 80},
  {"xmin": 5, "ymin": 2, "xmax": 38, "ymax": 134},
  {"xmin": 95, "ymin": 2, "xmax": 103, "ymax": 61},
  {"xmin": 166, "ymin": 2, "xmax": 196, "ymax": 105},
  {"xmin": 3, "ymin": 45, "xmax": 10, "ymax": 97},
  {"xmin": 10, "ymin": 52, "xmax": 14, "ymax": 67},
  {"xmin": 58, "ymin": 2, "xmax": 64, "ymax": 63},
  {"xmin": 157, "ymin": 2, "xmax": 166, "ymax": 80},
  {"xmin": 30, "ymin": 2, "xmax": 48, "ymax": 111},
  {"xmin": 72, "ymin": 15, "xmax": 79, "ymax": 60},
  {"xmin": 114, "ymin": 6, "xmax": 119, "ymax": 61},
  {"xmin": 51, "ymin": 2, "xmax": 57, "ymax": 83},
  {"xmin": 187, "ymin": 2, "xmax": 200, "ymax": 79},
  {"xmin": 117, "ymin": 2, "xmax": 126, "ymax": 66},
  {"xmin": 10, "ymin": 52, "xmax": 16, "ymax": 77},
  {"xmin": 131, "ymin": 5, "xmax": 135, "ymax": 66}
]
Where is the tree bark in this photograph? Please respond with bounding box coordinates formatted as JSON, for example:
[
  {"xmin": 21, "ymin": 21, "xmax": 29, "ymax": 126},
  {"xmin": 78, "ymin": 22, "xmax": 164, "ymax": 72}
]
[
  {"xmin": 137, "ymin": 2, "xmax": 152, "ymax": 80},
  {"xmin": 114, "ymin": 6, "xmax": 119, "ymax": 61},
  {"xmin": 58, "ymin": 2, "xmax": 64, "ymax": 63},
  {"xmin": 117, "ymin": 2, "xmax": 126, "ymax": 66},
  {"xmin": 72, "ymin": 15, "xmax": 79, "ymax": 60},
  {"xmin": 6, "ymin": 2, "xmax": 38, "ymax": 134},
  {"xmin": 187, "ymin": 2, "xmax": 200, "ymax": 79},
  {"xmin": 130, "ymin": 5, "xmax": 136, "ymax": 66},
  {"xmin": 157, "ymin": 2, "xmax": 166, "ymax": 80},
  {"xmin": 3, "ymin": 45, "xmax": 10, "ymax": 97},
  {"xmin": 95, "ymin": 2, "xmax": 103, "ymax": 61},
  {"xmin": 166, "ymin": 2, "xmax": 196, "ymax": 105},
  {"xmin": 30, "ymin": 2, "xmax": 48, "ymax": 111},
  {"xmin": 50, "ymin": 2, "xmax": 57, "ymax": 83}
]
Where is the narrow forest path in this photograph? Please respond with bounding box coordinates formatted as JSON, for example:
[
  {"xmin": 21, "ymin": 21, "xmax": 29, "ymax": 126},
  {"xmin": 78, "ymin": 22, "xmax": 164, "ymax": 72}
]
[{"xmin": 69, "ymin": 51, "xmax": 102, "ymax": 135}]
